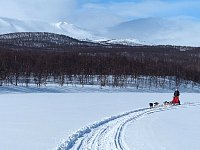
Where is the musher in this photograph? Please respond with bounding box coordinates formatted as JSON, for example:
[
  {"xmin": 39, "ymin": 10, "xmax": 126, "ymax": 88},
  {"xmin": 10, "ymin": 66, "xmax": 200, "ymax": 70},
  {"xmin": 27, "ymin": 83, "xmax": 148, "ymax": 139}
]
[{"xmin": 172, "ymin": 89, "xmax": 180, "ymax": 105}]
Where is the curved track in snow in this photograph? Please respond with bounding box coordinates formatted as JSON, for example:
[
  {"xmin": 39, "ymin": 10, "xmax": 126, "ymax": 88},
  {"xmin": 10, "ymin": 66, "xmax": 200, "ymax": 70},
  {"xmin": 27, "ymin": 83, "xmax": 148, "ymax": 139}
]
[{"xmin": 57, "ymin": 102, "xmax": 200, "ymax": 150}]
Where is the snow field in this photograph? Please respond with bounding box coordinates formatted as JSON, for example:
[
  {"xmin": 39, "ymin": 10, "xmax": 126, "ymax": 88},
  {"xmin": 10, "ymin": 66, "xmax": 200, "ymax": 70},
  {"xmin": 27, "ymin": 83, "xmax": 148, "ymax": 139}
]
[
  {"xmin": 0, "ymin": 93, "xmax": 150, "ymax": 150},
  {"xmin": 125, "ymin": 102, "xmax": 200, "ymax": 150},
  {"xmin": 0, "ymin": 93, "xmax": 199, "ymax": 150},
  {"xmin": 58, "ymin": 102, "xmax": 200, "ymax": 150}
]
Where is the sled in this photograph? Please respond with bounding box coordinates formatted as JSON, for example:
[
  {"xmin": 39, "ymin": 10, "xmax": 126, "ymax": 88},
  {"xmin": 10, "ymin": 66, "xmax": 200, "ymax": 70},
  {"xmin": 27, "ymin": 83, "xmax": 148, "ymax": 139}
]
[{"xmin": 149, "ymin": 101, "xmax": 180, "ymax": 109}]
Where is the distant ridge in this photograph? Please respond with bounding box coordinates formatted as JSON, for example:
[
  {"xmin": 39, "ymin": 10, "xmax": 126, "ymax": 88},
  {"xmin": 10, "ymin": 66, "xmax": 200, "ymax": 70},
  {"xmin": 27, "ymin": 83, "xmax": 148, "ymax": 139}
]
[{"xmin": 0, "ymin": 32, "xmax": 197, "ymax": 52}]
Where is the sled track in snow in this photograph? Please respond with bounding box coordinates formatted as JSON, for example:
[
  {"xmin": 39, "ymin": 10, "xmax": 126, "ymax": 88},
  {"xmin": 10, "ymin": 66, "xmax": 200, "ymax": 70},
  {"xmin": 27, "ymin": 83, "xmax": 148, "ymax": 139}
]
[{"xmin": 57, "ymin": 102, "xmax": 200, "ymax": 150}]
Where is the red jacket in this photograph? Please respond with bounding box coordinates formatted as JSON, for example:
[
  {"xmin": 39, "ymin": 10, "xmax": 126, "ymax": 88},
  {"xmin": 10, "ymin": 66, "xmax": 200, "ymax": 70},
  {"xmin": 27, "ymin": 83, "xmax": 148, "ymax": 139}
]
[{"xmin": 172, "ymin": 96, "xmax": 180, "ymax": 104}]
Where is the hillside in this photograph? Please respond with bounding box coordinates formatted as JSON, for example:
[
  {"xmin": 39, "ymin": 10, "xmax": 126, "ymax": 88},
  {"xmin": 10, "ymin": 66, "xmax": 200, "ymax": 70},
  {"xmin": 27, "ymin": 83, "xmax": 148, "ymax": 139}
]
[
  {"xmin": 0, "ymin": 32, "xmax": 199, "ymax": 88},
  {"xmin": 0, "ymin": 32, "xmax": 102, "ymax": 51},
  {"xmin": 0, "ymin": 32, "xmax": 198, "ymax": 52}
]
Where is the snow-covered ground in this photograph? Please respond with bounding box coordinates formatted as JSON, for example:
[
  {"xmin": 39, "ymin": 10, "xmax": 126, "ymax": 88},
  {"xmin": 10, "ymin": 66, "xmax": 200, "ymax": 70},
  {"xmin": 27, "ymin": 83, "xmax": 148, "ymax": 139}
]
[
  {"xmin": 0, "ymin": 92, "xmax": 199, "ymax": 150},
  {"xmin": 0, "ymin": 83, "xmax": 200, "ymax": 94},
  {"xmin": 125, "ymin": 103, "xmax": 200, "ymax": 150}
]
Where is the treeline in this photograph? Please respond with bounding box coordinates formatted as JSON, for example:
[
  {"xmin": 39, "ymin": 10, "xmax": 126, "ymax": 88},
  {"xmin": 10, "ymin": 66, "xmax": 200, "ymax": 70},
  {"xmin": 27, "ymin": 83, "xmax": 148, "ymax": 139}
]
[
  {"xmin": 0, "ymin": 46, "xmax": 199, "ymax": 88},
  {"xmin": 0, "ymin": 32, "xmax": 200, "ymax": 88}
]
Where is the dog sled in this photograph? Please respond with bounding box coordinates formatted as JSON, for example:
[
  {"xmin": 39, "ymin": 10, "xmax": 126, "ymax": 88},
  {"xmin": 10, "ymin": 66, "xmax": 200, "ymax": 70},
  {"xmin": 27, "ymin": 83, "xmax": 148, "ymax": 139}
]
[
  {"xmin": 149, "ymin": 99, "xmax": 180, "ymax": 109},
  {"xmin": 149, "ymin": 89, "xmax": 181, "ymax": 109}
]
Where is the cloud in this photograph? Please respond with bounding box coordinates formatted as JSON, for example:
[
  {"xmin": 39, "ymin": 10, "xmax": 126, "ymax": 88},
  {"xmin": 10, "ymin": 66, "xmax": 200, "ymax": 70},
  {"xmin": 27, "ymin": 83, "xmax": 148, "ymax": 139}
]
[
  {"xmin": 1, "ymin": 0, "xmax": 200, "ymax": 30},
  {"xmin": 66, "ymin": 0, "xmax": 200, "ymax": 33},
  {"xmin": 0, "ymin": 0, "xmax": 76, "ymax": 21},
  {"xmin": 68, "ymin": 3, "xmax": 123, "ymax": 32},
  {"xmin": 110, "ymin": 0, "xmax": 200, "ymax": 18}
]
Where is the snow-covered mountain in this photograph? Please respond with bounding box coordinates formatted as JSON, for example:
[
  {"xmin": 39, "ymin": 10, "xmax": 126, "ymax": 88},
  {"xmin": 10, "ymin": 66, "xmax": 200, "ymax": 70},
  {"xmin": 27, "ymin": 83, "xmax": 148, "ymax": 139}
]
[
  {"xmin": 105, "ymin": 17, "xmax": 200, "ymax": 46},
  {"xmin": 0, "ymin": 17, "xmax": 144, "ymax": 46},
  {"xmin": 0, "ymin": 17, "xmax": 99, "ymax": 40},
  {"xmin": 106, "ymin": 18, "xmax": 170, "ymax": 41},
  {"xmin": 97, "ymin": 39, "xmax": 142, "ymax": 46},
  {"xmin": 1, "ymin": 17, "xmax": 200, "ymax": 47},
  {"xmin": 51, "ymin": 22, "xmax": 97, "ymax": 40}
]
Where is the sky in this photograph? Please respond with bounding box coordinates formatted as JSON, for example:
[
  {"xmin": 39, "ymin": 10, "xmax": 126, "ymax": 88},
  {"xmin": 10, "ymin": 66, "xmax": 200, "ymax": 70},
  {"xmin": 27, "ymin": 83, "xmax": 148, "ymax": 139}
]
[
  {"xmin": 0, "ymin": 0, "xmax": 200, "ymax": 45},
  {"xmin": 1, "ymin": 0, "xmax": 200, "ymax": 28}
]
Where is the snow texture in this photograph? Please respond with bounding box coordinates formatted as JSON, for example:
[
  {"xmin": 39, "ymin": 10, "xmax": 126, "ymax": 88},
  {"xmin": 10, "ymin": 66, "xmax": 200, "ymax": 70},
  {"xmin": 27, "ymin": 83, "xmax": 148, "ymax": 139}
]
[
  {"xmin": 0, "ymin": 92, "xmax": 200, "ymax": 150},
  {"xmin": 58, "ymin": 102, "xmax": 200, "ymax": 150}
]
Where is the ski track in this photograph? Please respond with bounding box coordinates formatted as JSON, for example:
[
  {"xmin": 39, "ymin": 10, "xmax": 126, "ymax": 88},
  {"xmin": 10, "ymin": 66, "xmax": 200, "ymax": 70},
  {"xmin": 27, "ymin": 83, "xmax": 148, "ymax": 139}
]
[{"xmin": 57, "ymin": 102, "xmax": 200, "ymax": 150}]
